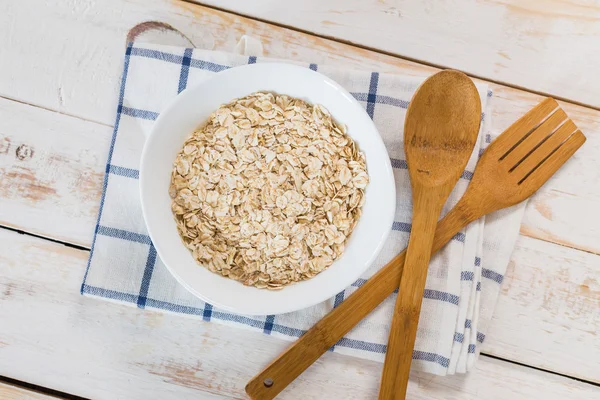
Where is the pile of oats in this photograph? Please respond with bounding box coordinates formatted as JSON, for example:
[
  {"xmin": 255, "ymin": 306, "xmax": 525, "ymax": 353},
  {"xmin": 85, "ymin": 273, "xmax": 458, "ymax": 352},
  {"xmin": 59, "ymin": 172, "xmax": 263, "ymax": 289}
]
[{"xmin": 170, "ymin": 92, "xmax": 369, "ymax": 289}]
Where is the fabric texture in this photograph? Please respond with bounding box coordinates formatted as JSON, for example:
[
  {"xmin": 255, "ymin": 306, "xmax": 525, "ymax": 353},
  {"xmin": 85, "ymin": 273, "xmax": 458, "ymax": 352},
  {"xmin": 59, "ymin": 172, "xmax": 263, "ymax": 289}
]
[{"xmin": 81, "ymin": 41, "xmax": 526, "ymax": 376}]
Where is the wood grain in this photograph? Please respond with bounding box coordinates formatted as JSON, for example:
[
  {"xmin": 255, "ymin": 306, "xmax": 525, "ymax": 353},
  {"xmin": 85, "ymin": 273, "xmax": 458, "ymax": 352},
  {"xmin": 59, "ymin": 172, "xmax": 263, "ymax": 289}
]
[
  {"xmin": 0, "ymin": 97, "xmax": 110, "ymax": 247},
  {"xmin": 245, "ymin": 99, "xmax": 589, "ymax": 398},
  {"xmin": 0, "ymin": 0, "xmax": 597, "ymax": 395},
  {"xmin": 0, "ymin": 382, "xmax": 57, "ymax": 400},
  {"xmin": 194, "ymin": 0, "xmax": 600, "ymax": 108},
  {"xmin": 0, "ymin": 0, "xmax": 599, "ymax": 256},
  {"xmin": 0, "ymin": 227, "xmax": 598, "ymax": 399},
  {"xmin": 379, "ymin": 71, "xmax": 482, "ymax": 399}
]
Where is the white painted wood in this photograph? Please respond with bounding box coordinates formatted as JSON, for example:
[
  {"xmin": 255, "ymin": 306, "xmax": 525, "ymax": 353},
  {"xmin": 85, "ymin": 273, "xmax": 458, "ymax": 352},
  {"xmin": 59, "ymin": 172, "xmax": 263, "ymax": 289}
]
[
  {"xmin": 0, "ymin": 97, "xmax": 110, "ymax": 247},
  {"xmin": 0, "ymin": 0, "xmax": 599, "ymax": 395},
  {"xmin": 0, "ymin": 383, "xmax": 56, "ymax": 400},
  {"xmin": 0, "ymin": 228, "xmax": 598, "ymax": 399},
  {"xmin": 0, "ymin": 0, "xmax": 599, "ymax": 255},
  {"xmin": 2, "ymin": 96, "xmax": 598, "ymax": 385},
  {"xmin": 194, "ymin": 0, "xmax": 600, "ymax": 108},
  {"xmin": 486, "ymin": 234, "xmax": 600, "ymax": 383}
]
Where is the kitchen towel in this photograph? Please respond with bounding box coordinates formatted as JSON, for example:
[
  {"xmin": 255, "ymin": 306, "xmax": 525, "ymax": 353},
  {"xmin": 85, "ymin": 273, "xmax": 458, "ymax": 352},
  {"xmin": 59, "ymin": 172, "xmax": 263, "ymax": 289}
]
[{"xmin": 81, "ymin": 39, "xmax": 526, "ymax": 376}]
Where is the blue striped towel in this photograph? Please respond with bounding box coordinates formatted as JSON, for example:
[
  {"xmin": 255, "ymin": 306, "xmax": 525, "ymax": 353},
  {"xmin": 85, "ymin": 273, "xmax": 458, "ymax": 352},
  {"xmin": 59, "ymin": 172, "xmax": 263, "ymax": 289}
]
[{"xmin": 81, "ymin": 41, "xmax": 527, "ymax": 375}]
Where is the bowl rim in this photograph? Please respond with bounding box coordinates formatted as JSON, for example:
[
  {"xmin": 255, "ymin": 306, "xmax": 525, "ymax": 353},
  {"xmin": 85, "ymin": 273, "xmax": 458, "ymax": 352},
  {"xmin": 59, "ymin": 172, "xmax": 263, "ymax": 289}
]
[{"xmin": 140, "ymin": 62, "xmax": 396, "ymax": 315}]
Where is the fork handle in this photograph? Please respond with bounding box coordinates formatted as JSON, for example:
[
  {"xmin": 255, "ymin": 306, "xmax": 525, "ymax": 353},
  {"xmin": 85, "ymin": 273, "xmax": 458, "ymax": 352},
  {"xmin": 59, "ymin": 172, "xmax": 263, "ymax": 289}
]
[{"xmin": 245, "ymin": 198, "xmax": 478, "ymax": 400}]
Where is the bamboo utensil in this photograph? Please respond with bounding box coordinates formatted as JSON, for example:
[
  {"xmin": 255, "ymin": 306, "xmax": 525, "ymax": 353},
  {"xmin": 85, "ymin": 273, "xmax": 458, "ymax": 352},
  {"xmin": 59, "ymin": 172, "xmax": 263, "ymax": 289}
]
[
  {"xmin": 379, "ymin": 70, "xmax": 481, "ymax": 399},
  {"xmin": 245, "ymin": 97, "xmax": 586, "ymax": 400}
]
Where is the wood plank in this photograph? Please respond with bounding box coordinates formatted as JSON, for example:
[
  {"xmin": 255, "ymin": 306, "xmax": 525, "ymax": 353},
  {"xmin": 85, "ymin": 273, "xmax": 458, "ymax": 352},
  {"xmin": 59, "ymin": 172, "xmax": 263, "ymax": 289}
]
[
  {"xmin": 0, "ymin": 228, "xmax": 598, "ymax": 399},
  {"xmin": 0, "ymin": 382, "xmax": 57, "ymax": 400},
  {"xmin": 194, "ymin": 0, "xmax": 600, "ymax": 108},
  {"xmin": 0, "ymin": 0, "xmax": 597, "ymax": 385},
  {"xmin": 0, "ymin": 97, "xmax": 110, "ymax": 247},
  {"xmin": 1, "ymin": 0, "xmax": 599, "ymax": 255},
  {"xmin": 488, "ymin": 234, "xmax": 600, "ymax": 383}
]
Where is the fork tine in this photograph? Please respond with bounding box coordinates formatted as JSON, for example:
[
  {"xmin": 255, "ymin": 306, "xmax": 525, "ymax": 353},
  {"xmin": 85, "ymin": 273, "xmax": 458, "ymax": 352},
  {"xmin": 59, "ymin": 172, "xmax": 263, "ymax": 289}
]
[
  {"xmin": 517, "ymin": 129, "xmax": 585, "ymax": 186},
  {"xmin": 494, "ymin": 98, "xmax": 559, "ymax": 158},
  {"xmin": 512, "ymin": 119, "xmax": 576, "ymax": 178},
  {"xmin": 502, "ymin": 108, "xmax": 567, "ymax": 170}
]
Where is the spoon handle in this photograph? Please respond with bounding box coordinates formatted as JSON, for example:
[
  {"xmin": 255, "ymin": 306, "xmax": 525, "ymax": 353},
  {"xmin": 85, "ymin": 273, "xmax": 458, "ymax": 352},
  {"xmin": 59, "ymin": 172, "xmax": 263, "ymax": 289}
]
[
  {"xmin": 245, "ymin": 198, "xmax": 476, "ymax": 400},
  {"xmin": 379, "ymin": 193, "xmax": 443, "ymax": 399}
]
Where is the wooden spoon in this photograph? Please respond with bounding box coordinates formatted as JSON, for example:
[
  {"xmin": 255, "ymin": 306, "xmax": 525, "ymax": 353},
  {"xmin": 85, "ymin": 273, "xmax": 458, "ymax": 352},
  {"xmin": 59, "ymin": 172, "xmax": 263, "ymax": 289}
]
[
  {"xmin": 245, "ymin": 98, "xmax": 585, "ymax": 400},
  {"xmin": 378, "ymin": 70, "xmax": 481, "ymax": 399}
]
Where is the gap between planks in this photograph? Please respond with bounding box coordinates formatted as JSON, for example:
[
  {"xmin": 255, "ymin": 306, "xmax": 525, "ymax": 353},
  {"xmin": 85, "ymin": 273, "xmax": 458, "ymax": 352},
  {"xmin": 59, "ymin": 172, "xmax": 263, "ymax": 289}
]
[
  {"xmin": 1, "ymin": 223, "xmax": 598, "ymax": 390},
  {"xmin": 481, "ymin": 353, "xmax": 600, "ymax": 389},
  {"xmin": 184, "ymin": 0, "xmax": 600, "ymax": 112},
  {"xmin": 0, "ymin": 375, "xmax": 88, "ymax": 400},
  {"xmin": 0, "ymin": 95, "xmax": 113, "ymax": 129}
]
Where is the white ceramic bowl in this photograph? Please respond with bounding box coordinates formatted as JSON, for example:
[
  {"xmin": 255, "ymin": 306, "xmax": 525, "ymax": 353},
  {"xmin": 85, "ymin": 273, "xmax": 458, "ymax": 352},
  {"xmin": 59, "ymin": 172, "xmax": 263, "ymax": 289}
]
[{"xmin": 140, "ymin": 63, "xmax": 395, "ymax": 316}]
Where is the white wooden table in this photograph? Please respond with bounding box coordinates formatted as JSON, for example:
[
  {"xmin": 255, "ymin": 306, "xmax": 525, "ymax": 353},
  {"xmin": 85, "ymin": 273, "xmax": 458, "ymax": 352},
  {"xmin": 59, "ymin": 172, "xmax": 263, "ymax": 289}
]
[{"xmin": 0, "ymin": 1, "xmax": 599, "ymax": 398}]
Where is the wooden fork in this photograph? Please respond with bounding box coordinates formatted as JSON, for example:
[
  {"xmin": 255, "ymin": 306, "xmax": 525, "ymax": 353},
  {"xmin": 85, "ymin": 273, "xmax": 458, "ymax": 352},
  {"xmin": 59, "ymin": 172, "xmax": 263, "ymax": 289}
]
[{"xmin": 245, "ymin": 98, "xmax": 586, "ymax": 400}]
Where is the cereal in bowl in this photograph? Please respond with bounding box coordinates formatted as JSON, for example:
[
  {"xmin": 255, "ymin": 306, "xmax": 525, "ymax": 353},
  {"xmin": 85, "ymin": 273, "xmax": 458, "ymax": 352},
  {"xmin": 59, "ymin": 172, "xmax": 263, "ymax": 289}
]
[{"xmin": 170, "ymin": 92, "xmax": 369, "ymax": 289}]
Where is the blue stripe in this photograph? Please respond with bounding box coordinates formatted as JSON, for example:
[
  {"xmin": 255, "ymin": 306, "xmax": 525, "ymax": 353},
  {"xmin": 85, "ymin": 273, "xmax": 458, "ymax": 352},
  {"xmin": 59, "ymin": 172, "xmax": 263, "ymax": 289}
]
[
  {"xmin": 475, "ymin": 256, "xmax": 481, "ymax": 266},
  {"xmin": 454, "ymin": 332, "xmax": 464, "ymax": 343},
  {"xmin": 129, "ymin": 47, "xmax": 184, "ymax": 64},
  {"xmin": 454, "ymin": 232, "xmax": 466, "ymax": 242},
  {"xmin": 390, "ymin": 157, "xmax": 473, "ymax": 181},
  {"xmin": 82, "ymin": 284, "xmax": 455, "ymax": 367},
  {"xmin": 352, "ymin": 92, "xmax": 410, "ymax": 109},
  {"xmin": 389, "ymin": 158, "xmax": 408, "ymax": 169},
  {"xmin": 188, "ymin": 58, "xmax": 230, "ymax": 72},
  {"xmin": 351, "ymin": 278, "xmax": 367, "ymax": 287},
  {"xmin": 333, "ymin": 290, "xmax": 345, "ymax": 308},
  {"xmin": 461, "ymin": 271, "xmax": 474, "ymax": 281},
  {"xmin": 347, "ymin": 279, "xmax": 461, "ymax": 305},
  {"xmin": 120, "ymin": 106, "xmax": 158, "ymax": 120},
  {"xmin": 476, "ymin": 281, "xmax": 481, "ymax": 291},
  {"xmin": 108, "ymin": 164, "xmax": 139, "ymax": 179},
  {"xmin": 423, "ymin": 289, "xmax": 460, "ymax": 305},
  {"xmin": 137, "ymin": 244, "xmax": 157, "ymax": 308},
  {"xmin": 309, "ymin": 63, "xmax": 318, "ymax": 71},
  {"xmin": 203, "ymin": 303, "xmax": 213, "ymax": 321},
  {"xmin": 454, "ymin": 331, "xmax": 486, "ymax": 344},
  {"xmin": 365, "ymin": 72, "xmax": 379, "ymax": 119},
  {"xmin": 465, "ymin": 319, "xmax": 472, "ymax": 329},
  {"xmin": 248, "ymin": 56, "xmax": 257, "ymax": 64},
  {"xmin": 391, "ymin": 221, "xmax": 411, "ymax": 234},
  {"xmin": 392, "ymin": 221, "xmax": 465, "ymax": 243},
  {"xmin": 468, "ymin": 344, "xmax": 476, "ymax": 354},
  {"xmin": 263, "ymin": 315, "xmax": 275, "ymax": 334},
  {"xmin": 482, "ymin": 268, "xmax": 504, "ymax": 284},
  {"xmin": 128, "ymin": 46, "xmax": 230, "ymax": 73},
  {"xmin": 412, "ymin": 351, "xmax": 450, "ymax": 368},
  {"xmin": 81, "ymin": 43, "xmax": 133, "ymax": 293},
  {"xmin": 81, "ymin": 284, "xmax": 139, "ymax": 303},
  {"xmin": 352, "ymin": 92, "xmax": 486, "ymax": 125},
  {"xmin": 336, "ymin": 337, "xmax": 386, "ymax": 353},
  {"xmin": 178, "ymin": 48, "xmax": 193, "ymax": 94},
  {"xmin": 477, "ymin": 332, "xmax": 486, "ymax": 343},
  {"xmin": 96, "ymin": 225, "xmax": 151, "ymax": 245}
]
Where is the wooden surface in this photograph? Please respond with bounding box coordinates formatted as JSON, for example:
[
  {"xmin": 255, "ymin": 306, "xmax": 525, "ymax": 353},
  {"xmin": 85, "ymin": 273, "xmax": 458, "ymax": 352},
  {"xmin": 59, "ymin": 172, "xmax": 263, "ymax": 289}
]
[
  {"xmin": 1, "ymin": 228, "xmax": 599, "ymax": 400},
  {"xmin": 0, "ymin": 0, "xmax": 599, "ymax": 398},
  {"xmin": 194, "ymin": 0, "xmax": 600, "ymax": 109},
  {"xmin": 0, "ymin": 382, "xmax": 58, "ymax": 400}
]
